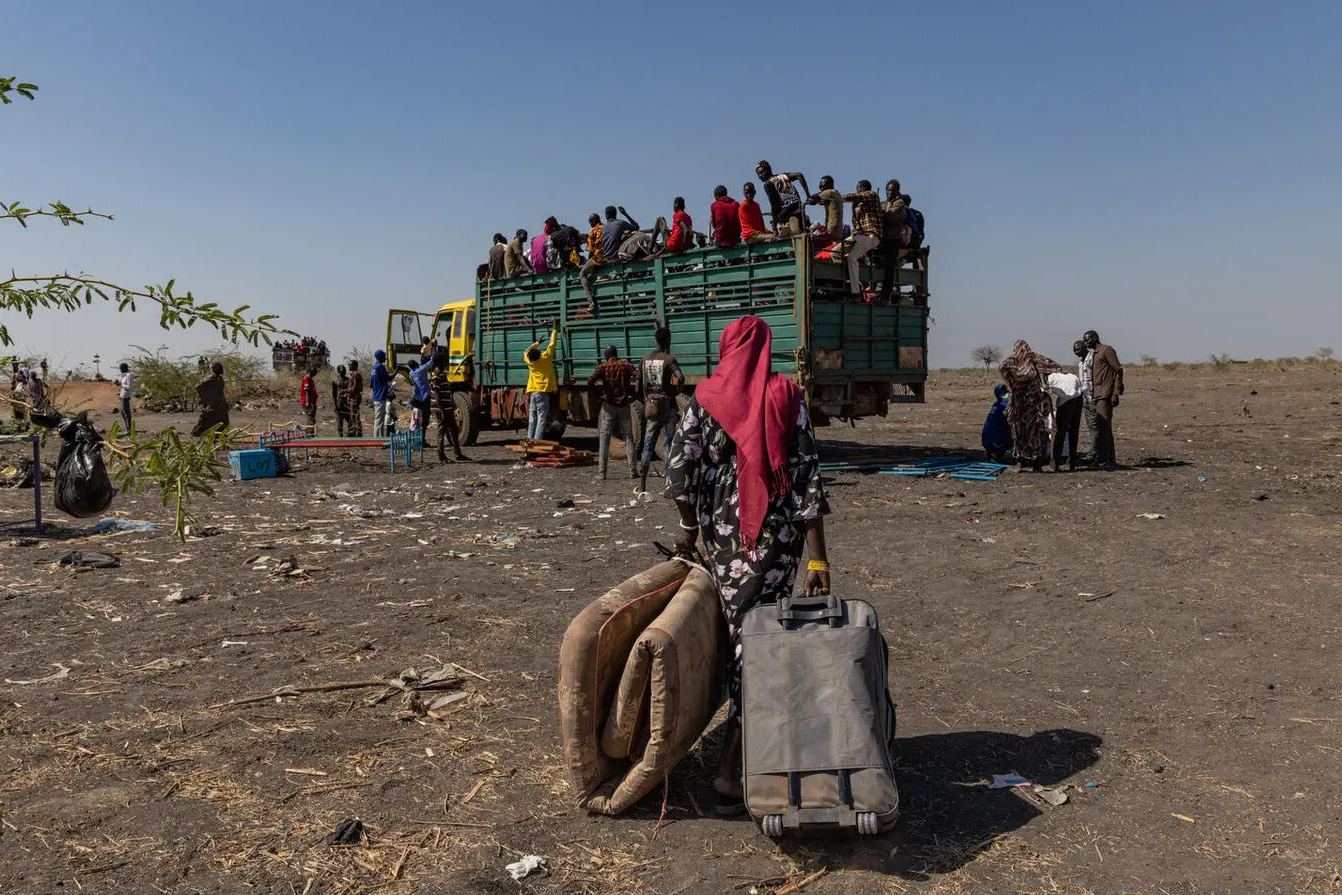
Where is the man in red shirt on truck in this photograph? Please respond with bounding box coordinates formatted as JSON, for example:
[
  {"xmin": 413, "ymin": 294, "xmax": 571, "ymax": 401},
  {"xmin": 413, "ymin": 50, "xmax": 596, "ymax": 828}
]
[
  {"xmin": 709, "ymin": 185, "xmax": 741, "ymax": 248},
  {"xmin": 738, "ymin": 182, "xmax": 776, "ymax": 244},
  {"xmin": 666, "ymin": 197, "xmax": 693, "ymax": 254}
]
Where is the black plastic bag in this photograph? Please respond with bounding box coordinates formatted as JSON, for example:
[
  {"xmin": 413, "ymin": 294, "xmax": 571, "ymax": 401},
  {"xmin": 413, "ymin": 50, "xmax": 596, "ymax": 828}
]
[{"xmin": 52, "ymin": 412, "xmax": 115, "ymax": 518}]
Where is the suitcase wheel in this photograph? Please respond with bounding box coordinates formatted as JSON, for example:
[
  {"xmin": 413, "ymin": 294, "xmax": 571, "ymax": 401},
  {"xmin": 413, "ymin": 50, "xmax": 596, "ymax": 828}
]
[
  {"xmin": 761, "ymin": 814, "xmax": 784, "ymax": 838},
  {"xmin": 857, "ymin": 811, "xmax": 879, "ymax": 836}
]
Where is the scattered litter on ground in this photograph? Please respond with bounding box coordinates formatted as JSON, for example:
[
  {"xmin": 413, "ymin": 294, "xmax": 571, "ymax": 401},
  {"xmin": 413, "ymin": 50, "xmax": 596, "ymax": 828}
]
[
  {"xmin": 5, "ymin": 663, "xmax": 71, "ymax": 685},
  {"xmin": 1137, "ymin": 513, "xmax": 1166, "ymax": 520},
  {"xmin": 54, "ymin": 551, "xmax": 120, "ymax": 569},
  {"xmin": 92, "ymin": 517, "xmax": 156, "ymax": 534},
  {"xmin": 1034, "ymin": 785, "xmax": 1069, "ymax": 806},
  {"xmin": 1080, "ymin": 591, "xmax": 1116, "ymax": 602},
  {"xmin": 164, "ymin": 588, "xmax": 203, "ymax": 605},
  {"xmin": 557, "ymin": 498, "xmax": 574, "ymax": 508},
  {"xmin": 323, "ymin": 818, "xmax": 365, "ymax": 846},
  {"xmin": 1171, "ymin": 813, "xmax": 1196, "ymax": 824},
  {"xmin": 506, "ymin": 855, "xmax": 547, "ymax": 880},
  {"xmin": 221, "ymin": 640, "xmax": 250, "ymax": 648},
  {"xmin": 990, "ymin": 772, "xmax": 1031, "ymax": 789},
  {"xmin": 1255, "ymin": 492, "xmax": 1270, "ymax": 501}
]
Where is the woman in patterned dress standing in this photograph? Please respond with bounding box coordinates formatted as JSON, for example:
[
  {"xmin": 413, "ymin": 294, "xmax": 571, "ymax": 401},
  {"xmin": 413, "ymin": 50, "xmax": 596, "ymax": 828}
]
[
  {"xmin": 666, "ymin": 315, "xmax": 831, "ymax": 814},
  {"xmin": 999, "ymin": 339, "xmax": 1061, "ymax": 472}
]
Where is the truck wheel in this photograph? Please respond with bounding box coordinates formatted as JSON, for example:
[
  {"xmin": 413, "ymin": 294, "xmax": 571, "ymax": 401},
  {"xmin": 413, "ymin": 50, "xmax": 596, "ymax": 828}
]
[{"xmin": 453, "ymin": 392, "xmax": 478, "ymax": 446}]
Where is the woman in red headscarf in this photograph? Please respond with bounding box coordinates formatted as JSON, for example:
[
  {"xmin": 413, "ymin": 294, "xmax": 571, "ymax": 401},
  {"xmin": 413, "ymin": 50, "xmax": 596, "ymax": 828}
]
[{"xmin": 666, "ymin": 315, "xmax": 831, "ymax": 813}]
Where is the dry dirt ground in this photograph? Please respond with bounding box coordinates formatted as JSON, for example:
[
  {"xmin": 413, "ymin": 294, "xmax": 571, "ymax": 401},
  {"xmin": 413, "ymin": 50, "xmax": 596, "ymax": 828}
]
[{"xmin": 2, "ymin": 367, "xmax": 1340, "ymax": 895}]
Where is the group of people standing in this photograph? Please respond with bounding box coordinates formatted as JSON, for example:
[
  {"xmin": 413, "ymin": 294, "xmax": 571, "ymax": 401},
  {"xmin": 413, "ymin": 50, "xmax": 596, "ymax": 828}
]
[
  {"xmin": 7, "ymin": 363, "xmax": 49, "ymax": 424},
  {"xmin": 994, "ymin": 330, "xmax": 1125, "ymax": 472},
  {"xmin": 483, "ymin": 160, "xmax": 925, "ymax": 307},
  {"xmin": 522, "ymin": 320, "xmax": 685, "ymax": 488}
]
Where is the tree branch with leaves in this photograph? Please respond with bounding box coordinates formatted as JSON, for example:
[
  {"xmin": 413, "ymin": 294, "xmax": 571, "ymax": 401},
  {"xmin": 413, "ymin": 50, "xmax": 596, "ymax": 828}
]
[{"xmin": 4, "ymin": 74, "xmax": 294, "ymax": 540}]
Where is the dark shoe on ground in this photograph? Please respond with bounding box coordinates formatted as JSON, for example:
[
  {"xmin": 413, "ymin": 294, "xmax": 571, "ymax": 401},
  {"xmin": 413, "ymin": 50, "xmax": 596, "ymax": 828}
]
[{"xmin": 454, "ymin": 453, "xmax": 470, "ymax": 462}]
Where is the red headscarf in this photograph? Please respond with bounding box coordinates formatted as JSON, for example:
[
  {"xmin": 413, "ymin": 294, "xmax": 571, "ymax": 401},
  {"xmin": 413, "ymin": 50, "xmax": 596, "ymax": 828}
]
[{"xmin": 695, "ymin": 316, "xmax": 802, "ymax": 549}]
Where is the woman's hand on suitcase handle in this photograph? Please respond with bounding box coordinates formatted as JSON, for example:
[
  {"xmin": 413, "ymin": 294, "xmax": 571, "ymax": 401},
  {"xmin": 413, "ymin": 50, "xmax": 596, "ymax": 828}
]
[{"xmin": 805, "ymin": 519, "xmax": 830, "ymax": 595}]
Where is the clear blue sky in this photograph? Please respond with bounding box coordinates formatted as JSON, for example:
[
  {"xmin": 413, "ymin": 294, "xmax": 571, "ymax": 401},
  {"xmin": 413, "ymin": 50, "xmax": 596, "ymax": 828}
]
[{"xmin": 5, "ymin": 0, "xmax": 1340, "ymax": 371}]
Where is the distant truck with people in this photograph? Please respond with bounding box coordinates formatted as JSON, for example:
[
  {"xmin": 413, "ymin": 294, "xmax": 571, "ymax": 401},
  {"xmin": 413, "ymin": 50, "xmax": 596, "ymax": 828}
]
[
  {"xmin": 387, "ymin": 236, "xmax": 928, "ymax": 446},
  {"xmin": 271, "ymin": 336, "xmax": 331, "ymax": 372}
]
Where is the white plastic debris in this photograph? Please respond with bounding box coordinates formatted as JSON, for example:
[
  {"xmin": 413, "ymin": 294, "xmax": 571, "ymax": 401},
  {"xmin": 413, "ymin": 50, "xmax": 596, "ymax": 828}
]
[{"xmin": 506, "ymin": 855, "xmax": 546, "ymax": 880}]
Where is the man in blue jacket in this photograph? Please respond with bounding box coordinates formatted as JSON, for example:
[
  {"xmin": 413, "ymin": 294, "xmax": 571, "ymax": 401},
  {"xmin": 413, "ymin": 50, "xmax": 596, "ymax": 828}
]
[
  {"xmin": 371, "ymin": 350, "xmax": 393, "ymax": 437},
  {"xmin": 407, "ymin": 348, "xmax": 436, "ymax": 432}
]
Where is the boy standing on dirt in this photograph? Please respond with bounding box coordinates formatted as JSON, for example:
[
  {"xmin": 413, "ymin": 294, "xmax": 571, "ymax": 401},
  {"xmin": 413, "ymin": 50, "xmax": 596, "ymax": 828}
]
[
  {"xmin": 118, "ymin": 362, "xmax": 135, "ymax": 431},
  {"xmin": 346, "ymin": 360, "xmax": 364, "ymax": 437},
  {"xmin": 588, "ymin": 345, "xmax": 640, "ymax": 480},
  {"xmin": 332, "ymin": 365, "xmax": 351, "ymax": 437},
  {"xmin": 300, "ymin": 366, "xmax": 318, "ymax": 434},
  {"xmin": 432, "ymin": 363, "xmax": 469, "ymax": 463},
  {"xmin": 371, "ymin": 350, "xmax": 392, "ymax": 437},
  {"xmin": 638, "ymin": 326, "xmax": 684, "ymax": 493}
]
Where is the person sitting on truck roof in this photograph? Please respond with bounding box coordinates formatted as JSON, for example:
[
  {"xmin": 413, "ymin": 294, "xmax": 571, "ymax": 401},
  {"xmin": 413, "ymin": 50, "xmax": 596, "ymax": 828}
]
[
  {"xmin": 530, "ymin": 222, "xmax": 553, "ymax": 275},
  {"xmin": 588, "ymin": 345, "xmax": 640, "ymax": 480},
  {"xmin": 839, "ymin": 180, "xmax": 884, "ymax": 296},
  {"xmin": 525, "ymin": 321, "xmax": 560, "ymax": 441},
  {"xmin": 666, "ymin": 197, "xmax": 693, "ymax": 255},
  {"xmin": 617, "ymin": 216, "xmax": 672, "ymax": 262},
  {"xmin": 579, "ymin": 213, "xmax": 605, "ymax": 309},
  {"xmin": 551, "ymin": 220, "xmax": 584, "ymax": 269},
  {"xmin": 709, "ymin": 186, "xmax": 741, "ymax": 248},
  {"xmin": 738, "ymin": 182, "xmax": 775, "ymax": 244},
  {"xmin": 505, "ymin": 229, "xmax": 532, "ymax": 277},
  {"xmin": 487, "ymin": 233, "xmax": 507, "ymax": 280},
  {"xmin": 807, "ymin": 175, "xmax": 845, "ymax": 243},
  {"xmin": 600, "ymin": 205, "xmax": 639, "ymax": 262},
  {"xmin": 755, "ymin": 160, "xmax": 810, "ymax": 236}
]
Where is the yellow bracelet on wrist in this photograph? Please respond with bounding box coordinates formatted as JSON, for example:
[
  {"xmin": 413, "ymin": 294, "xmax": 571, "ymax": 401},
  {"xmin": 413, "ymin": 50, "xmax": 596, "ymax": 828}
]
[{"xmin": 807, "ymin": 560, "xmax": 830, "ymax": 572}]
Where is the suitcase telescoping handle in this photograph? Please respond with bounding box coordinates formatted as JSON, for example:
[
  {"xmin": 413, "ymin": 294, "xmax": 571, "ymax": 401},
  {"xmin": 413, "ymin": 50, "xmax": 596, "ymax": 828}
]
[{"xmin": 776, "ymin": 593, "xmax": 843, "ymax": 629}]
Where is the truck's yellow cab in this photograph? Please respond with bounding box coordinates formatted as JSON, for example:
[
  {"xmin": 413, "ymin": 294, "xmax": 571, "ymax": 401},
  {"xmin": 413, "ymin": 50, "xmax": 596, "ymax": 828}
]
[{"xmin": 386, "ymin": 300, "xmax": 476, "ymax": 385}]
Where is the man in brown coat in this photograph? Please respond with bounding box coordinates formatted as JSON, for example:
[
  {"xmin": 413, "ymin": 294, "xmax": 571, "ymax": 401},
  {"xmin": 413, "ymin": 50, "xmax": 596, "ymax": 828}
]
[{"xmin": 1083, "ymin": 330, "xmax": 1124, "ymax": 470}]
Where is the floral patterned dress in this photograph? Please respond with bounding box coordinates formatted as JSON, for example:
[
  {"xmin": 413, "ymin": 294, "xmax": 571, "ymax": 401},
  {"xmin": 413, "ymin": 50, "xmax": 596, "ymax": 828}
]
[{"xmin": 665, "ymin": 395, "xmax": 830, "ymax": 721}]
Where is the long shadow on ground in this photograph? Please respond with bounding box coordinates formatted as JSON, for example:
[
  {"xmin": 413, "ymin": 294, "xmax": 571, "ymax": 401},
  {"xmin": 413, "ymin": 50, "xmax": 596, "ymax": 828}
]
[{"xmin": 770, "ymin": 728, "xmax": 1103, "ymax": 881}]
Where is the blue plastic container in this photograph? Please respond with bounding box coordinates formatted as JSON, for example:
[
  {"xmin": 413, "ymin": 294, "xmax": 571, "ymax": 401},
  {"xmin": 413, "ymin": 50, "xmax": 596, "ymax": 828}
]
[{"xmin": 229, "ymin": 449, "xmax": 277, "ymax": 481}]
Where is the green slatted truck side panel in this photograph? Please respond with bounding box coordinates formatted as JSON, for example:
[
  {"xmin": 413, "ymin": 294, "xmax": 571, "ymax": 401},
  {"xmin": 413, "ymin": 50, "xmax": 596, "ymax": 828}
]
[{"xmin": 474, "ymin": 239, "xmax": 928, "ymax": 421}]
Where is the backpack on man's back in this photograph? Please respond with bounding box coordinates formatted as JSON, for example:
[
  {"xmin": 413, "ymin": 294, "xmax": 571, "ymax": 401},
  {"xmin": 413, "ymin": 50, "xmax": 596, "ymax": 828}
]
[{"xmin": 905, "ymin": 206, "xmax": 925, "ymax": 250}]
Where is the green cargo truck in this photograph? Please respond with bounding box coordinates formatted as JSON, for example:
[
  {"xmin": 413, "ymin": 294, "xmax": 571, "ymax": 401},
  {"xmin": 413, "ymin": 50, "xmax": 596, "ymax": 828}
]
[{"xmin": 387, "ymin": 238, "xmax": 928, "ymax": 444}]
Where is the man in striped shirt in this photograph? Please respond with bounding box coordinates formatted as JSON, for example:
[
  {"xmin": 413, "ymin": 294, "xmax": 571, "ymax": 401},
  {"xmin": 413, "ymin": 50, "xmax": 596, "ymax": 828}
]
[{"xmin": 587, "ymin": 345, "xmax": 640, "ymax": 480}]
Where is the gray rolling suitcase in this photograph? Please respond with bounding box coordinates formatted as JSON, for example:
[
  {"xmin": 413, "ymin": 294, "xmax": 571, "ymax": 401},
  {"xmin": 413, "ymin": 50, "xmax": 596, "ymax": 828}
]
[{"xmin": 740, "ymin": 593, "xmax": 898, "ymax": 837}]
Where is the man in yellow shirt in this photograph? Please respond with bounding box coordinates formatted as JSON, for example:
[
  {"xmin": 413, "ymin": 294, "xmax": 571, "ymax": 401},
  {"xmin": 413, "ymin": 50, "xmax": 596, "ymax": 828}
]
[{"xmin": 525, "ymin": 319, "xmax": 560, "ymax": 440}]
